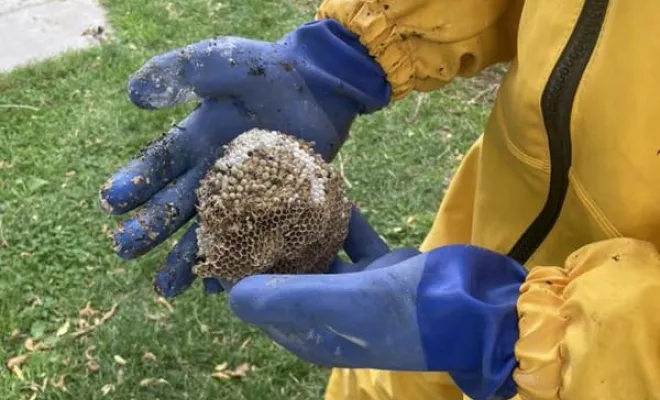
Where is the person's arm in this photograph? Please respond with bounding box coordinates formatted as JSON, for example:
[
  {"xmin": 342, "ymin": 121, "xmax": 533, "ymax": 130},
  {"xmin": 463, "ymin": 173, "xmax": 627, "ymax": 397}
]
[
  {"xmin": 515, "ymin": 238, "xmax": 660, "ymax": 399},
  {"xmin": 317, "ymin": 0, "xmax": 524, "ymax": 100},
  {"xmin": 228, "ymin": 234, "xmax": 660, "ymax": 400}
]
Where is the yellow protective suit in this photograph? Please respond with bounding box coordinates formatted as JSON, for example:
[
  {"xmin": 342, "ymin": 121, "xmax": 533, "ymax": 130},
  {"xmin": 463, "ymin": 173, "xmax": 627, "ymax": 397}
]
[{"xmin": 316, "ymin": 0, "xmax": 660, "ymax": 399}]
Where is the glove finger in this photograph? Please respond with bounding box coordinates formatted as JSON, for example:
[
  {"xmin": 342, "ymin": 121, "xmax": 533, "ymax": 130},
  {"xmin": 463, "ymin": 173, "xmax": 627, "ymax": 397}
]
[
  {"xmin": 343, "ymin": 206, "xmax": 390, "ymax": 264},
  {"xmin": 230, "ymin": 257, "xmax": 422, "ymax": 327},
  {"xmin": 327, "ymin": 257, "xmax": 359, "ymax": 274},
  {"xmin": 361, "ymin": 247, "xmax": 421, "ymax": 271},
  {"xmin": 152, "ymin": 220, "xmax": 236, "ymax": 298},
  {"xmin": 203, "ymin": 278, "xmax": 225, "ymax": 294},
  {"xmin": 100, "ymin": 121, "xmax": 196, "ymax": 215},
  {"xmin": 153, "ymin": 221, "xmax": 201, "ymax": 297},
  {"xmin": 128, "ymin": 38, "xmax": 276, "ymax": 109},
  {"xmin": 328, "ymin": 247, "xmax": 420, "ymax": 274},
  {"xmin": 252, "ymin": 323, "xmax": 364, "ymax": 369},
  {"xmin": 229, "ymin": 272, "xmax": 362, "ymax": 327},
  {"xmin": 113, "ymin": 165, "xmax": 207, "ymax": 259},
  {"xmin": 229, "ymin": 263, "xmax": 423, "ymax": 370}
]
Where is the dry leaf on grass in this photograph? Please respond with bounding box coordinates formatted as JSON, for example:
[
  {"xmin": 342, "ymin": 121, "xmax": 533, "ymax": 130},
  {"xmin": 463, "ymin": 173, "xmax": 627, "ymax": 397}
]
[
  {"xmin": 211, "ymin": 371, "xmax": 232, "ymax": 380},
  {"xmin": 230, "ymin": 362, "xmax": 251, "ymax": 377},
  {"xmin": 49, "ymin": 376, "xmax": 66, "ymax": 392},
  {"xmin": 101, "ymin": 384, "xmax": 115, "ymax": 396},
  {"xmin": 102, "ymin": 224, "xmax": 113, "ymax": 239},
  {"xmin": 72, "ymin": 302, "xmax": 118, "ymax": 338},
  {"xmin": 77, "ymin": 318, "xmax": 90, "ymax": 330},
  {"xmin": 113, "ymin": 355, "xmax": 127, "ymax": 366},
  {"xmin": 154, "ymin": 297, "xmax": 174, "ymax": 312},
  {"xmin": 239, "ymin": 338, "xmax": 251, "ymax": 350},
  {"xmin": 11, "ymin": 367, "xmax": 25, "ymax": 381},
  {"xmin": 212, "ymin": 362, "xmax": 253, "ymax": 380},
  {"xmin": 52, "ymin": 375, "xmax": 68, "ymax": 392},
  {"xmin": 85, "ymin": 345, "xmax": 96, "ymax": 360},
  {"xmin": 24, "ymin": 338, "xmax": 39, "ymax": 352},
  {"xmin": 56, "ymin": 320, "xmax": 70, "ymax": 336},
  {"xmin": 87, "ymin": 361, "xmax": 101, "ymax": 373},
  {"xmin": 406, "ymin": 216, "xmax": 416, "ymax": 228},
  {"xmin": 84, "ymin": 345, "xmax": 100, "ymax": 372},
  {"xmin": 5, "ymin": 355, "xmax": 28, "ymax": 369},
  {"xmin": 0, "ymin": 160, "xmax": 14, "ymax": 169},
  {"xmin": 23, "ymin": 337, "xmax": 53, "ymax": 352},
  {"xmin": 5, "ymin": 354, "xmax": 28, "ymax": 380},
  {"xmin": 145, "ymin": 312, "xmax": 167, "ymax": 321},
  {"xmin": 139, "ymin": 378, "xmax": 169, "ymax": 387},
  {"xmin": 29, "ymin": 297, "xmax": 42, "ymax": 307},
  {"xmin": 79, "ymin": 302, "xmax": 98, "ymax": 318},
  {"xmin": 27, "ymin": 377, "xmax": 47, "ymax": 394}
]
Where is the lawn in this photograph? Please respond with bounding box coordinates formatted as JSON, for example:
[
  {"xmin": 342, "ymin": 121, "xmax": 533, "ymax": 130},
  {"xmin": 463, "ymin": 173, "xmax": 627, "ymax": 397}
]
[{"xmin": 0, "ymin": 0, "xmax": 499, "ymax": 398}]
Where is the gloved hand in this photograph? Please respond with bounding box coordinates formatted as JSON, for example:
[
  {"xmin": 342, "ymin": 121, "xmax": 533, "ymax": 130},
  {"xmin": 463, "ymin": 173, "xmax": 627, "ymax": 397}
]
[
  {"xmin": 99, "ymin": 20, "xmax": 391, "ymax": 296},
  {"xmin": 229, "ymin": 219, "xmax": 528, "ymax": 400}
]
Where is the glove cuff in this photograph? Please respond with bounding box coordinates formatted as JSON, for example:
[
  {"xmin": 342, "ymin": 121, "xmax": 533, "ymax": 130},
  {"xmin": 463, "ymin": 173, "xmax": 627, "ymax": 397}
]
[
  {"xmin": 416, "ymin": 245, "xmax": 526, "ymax": 400},
  {"xmin": 283, "ymin": 20, "xmax": 392, "ymax": 114},
  {"xmin": 316, "ymin": 1, "xmax": 419, "ymax": 101}
]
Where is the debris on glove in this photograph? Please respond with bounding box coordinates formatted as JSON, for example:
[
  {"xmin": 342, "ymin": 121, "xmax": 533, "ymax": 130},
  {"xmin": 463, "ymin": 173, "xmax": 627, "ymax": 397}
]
[{"xmin": 193, "ymin": 129, "xmax": 351, "ymax": 283}]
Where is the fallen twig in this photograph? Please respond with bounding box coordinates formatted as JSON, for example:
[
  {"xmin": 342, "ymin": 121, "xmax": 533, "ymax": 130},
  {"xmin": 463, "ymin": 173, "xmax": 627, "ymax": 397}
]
[{"xmin": 406, "ymin": 93, "xmax": 429, "ymax": 123}]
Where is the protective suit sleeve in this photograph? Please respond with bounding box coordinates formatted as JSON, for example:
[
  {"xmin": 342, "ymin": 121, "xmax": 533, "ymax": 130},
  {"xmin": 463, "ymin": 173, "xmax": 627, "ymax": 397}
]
[
  {"xmin": 514, "ymin": 238, "xmax": 660, "ymax": 399},
  {"xmin": 316, "ymin": 0, "xmax": 523, "ymax": 99}
]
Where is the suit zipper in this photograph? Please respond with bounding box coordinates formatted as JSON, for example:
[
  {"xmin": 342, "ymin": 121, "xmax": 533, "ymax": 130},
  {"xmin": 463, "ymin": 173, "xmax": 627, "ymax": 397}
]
[{"xmin": 507, "ymin": 0, "xmax": 610, "ymax": 265}]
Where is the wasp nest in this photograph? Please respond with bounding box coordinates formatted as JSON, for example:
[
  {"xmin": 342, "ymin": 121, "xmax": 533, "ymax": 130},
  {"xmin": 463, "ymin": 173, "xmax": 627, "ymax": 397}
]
[{"xmin": 193, "ymin": 129, "xmax": 352, "ymax": 282}]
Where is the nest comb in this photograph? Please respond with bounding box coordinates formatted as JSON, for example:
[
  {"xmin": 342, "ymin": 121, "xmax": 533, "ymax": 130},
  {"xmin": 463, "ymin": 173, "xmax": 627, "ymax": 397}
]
[{"xmin": 193, "ymin": 128, "xmax": 352, "ymax": 282}]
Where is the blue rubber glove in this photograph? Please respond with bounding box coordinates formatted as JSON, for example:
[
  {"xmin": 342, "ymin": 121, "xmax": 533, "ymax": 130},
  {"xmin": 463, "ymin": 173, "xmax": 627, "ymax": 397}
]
[
  {"xmin": 99, "ymin": 20, "xmax": 391, "ymax": 296},
  {"xmin": 229, "ymin": 224, "xmax": 528, "ymax": 400}
]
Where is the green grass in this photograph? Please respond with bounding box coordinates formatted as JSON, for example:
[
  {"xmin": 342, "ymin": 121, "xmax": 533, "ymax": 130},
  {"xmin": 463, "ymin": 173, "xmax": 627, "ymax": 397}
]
[{"xmin": 0, "ymin": 0, "xmax": 500, "ymax": 398}]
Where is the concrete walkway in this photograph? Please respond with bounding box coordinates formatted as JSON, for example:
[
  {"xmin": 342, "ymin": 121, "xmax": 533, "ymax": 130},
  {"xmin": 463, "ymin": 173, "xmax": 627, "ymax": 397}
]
[{"xmin": 0, "ymin": 0, "xmax": 110, "ymax": 73}]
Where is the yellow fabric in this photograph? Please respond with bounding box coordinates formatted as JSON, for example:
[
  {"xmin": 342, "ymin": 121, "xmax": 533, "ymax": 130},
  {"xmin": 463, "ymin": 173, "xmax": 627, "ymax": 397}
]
[
  {"xmin": 515, "ymin": 239, "xmax": 660, "ymax": 399},
  {"xmin": 316, "ymin": 0, "xmax": 523, "ymax": 100},
  {"xmin": 317, "ymin": 0, "xmax": 660, "ymax": 399}
]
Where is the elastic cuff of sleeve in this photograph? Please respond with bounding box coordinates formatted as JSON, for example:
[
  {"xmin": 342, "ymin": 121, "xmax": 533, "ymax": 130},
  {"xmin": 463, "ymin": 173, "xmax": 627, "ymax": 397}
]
[
  {"xmin": 513, "ymin": 239, "xmax": 658, "ymax": 400},
  {"xmin": 315, "ymin": 2, "xmax": 507, "ymax": 100},
  {"xmin": 513, "ymin": 266, "xmax": 568, "ymax": 400}
]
